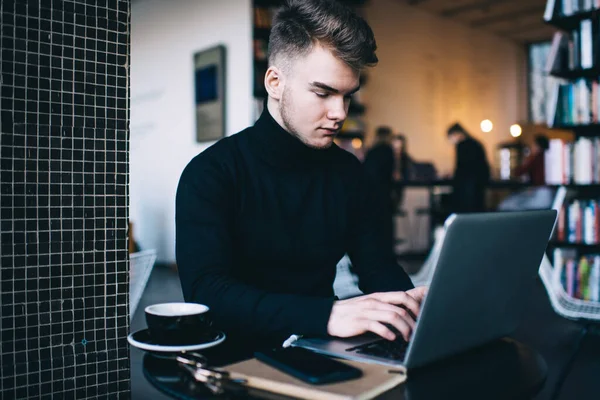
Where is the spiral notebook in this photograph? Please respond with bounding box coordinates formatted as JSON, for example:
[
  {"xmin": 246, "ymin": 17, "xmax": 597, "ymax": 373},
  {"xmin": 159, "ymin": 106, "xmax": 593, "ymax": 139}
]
[{"xmin": 224, "ymin": 358, "xmax": 407, "ymax": 400}]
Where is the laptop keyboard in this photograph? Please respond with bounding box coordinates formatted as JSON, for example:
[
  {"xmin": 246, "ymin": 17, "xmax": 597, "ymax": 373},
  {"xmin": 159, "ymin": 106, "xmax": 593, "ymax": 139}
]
[{"xmin": 346, "ymin": 339, "xmax": 409, "ymax": 360}]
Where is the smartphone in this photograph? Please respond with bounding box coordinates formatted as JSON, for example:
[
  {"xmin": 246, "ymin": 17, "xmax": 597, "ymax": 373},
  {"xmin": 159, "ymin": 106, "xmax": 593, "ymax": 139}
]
[{"xmin": 254, "ymin": 347, "xmax": 363, "ymax": 385}]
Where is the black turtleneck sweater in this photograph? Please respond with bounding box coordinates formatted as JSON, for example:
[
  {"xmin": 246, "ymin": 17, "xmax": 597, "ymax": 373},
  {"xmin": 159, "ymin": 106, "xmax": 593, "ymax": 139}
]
[{"xmin": 175, "ymin": 108, "xmax": 414, "ymax": 350}]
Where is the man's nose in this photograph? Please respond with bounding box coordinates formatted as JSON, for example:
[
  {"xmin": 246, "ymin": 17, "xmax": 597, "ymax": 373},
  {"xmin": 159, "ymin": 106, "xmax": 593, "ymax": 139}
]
[{"xmin": 327, "ymin": 97, "xmax": 347, "ymax": 121}]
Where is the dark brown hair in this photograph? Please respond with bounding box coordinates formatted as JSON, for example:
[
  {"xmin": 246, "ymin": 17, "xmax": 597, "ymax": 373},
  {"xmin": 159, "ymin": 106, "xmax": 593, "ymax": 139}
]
[
  {"xmin": 534, "ymin": 134, "xmax": 549, "ymax": 150},
  {"xmin": 268, "ymin": 0, "xmax": 378, "ymax": 71},
  {"xmin": 376, "ymin": 126, "xmax": 392, "ymax": 138},
  {"xmin": 447, "ymin": 122, "xmax": 469, "ymax": 137}
]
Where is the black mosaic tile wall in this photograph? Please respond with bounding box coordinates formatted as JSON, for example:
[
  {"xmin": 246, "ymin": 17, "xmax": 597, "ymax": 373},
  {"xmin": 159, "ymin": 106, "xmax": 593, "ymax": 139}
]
[{"xmin": 0, "ymin": 1, "xmax": 131, "ymax": 398}]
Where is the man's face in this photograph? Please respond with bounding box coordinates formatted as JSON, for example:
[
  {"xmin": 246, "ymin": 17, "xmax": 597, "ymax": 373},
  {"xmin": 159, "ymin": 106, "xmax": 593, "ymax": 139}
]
[
  {"xmin": 279, "ymin": 45, "xmax": 360, "ymax": 149},
  {"xmin": 448, "ymin": 132, "xmax": 462, "ymax": 145},
  {"xmin": 392, "ymin": 138, "xmax": 403, "ymax": 153}
]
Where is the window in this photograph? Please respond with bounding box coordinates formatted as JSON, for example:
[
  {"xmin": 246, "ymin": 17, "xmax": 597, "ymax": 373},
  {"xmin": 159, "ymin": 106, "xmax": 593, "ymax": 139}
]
[{"xmin": 528, "ymin": 41, "xmax": 554, "ymax": 125}]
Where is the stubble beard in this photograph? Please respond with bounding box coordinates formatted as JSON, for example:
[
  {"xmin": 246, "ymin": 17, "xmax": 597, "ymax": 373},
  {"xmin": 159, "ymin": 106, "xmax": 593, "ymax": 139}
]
[{"xmin": 280, "ymin": 88, "xmax": 332, "ymax": 150}]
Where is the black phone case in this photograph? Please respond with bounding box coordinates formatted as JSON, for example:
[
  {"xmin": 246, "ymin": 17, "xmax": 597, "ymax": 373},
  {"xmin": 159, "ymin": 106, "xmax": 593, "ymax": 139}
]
[{"xmin": 254, "ymin": 348, "xmax": 363, "ymax": 385}]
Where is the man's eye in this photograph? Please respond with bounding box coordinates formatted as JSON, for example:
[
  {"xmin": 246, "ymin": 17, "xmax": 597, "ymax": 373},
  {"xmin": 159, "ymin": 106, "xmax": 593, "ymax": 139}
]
[{"xmin": 315, "ymin": 92, "xmax": 329, "ymax": 98}]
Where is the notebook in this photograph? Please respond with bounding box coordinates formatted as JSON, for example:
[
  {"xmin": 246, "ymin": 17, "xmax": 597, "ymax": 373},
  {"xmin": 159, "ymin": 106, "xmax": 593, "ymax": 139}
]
[{"xmin": 224, "ymin": 358, "xmax": 406, "ymax": 400}]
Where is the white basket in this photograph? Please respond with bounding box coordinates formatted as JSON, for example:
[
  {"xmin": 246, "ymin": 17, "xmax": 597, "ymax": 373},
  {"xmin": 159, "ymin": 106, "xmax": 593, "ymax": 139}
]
[
  {"xmin": 539, "ymin": 255, "xmax": 600, "ymax": 322},
  {"xmin": 129, "ymin": 249, "xmax": 157, "ymax": 320},
  {"xmin": 537, "ymin": 186, "xmax": 600, "ymax": 322}
]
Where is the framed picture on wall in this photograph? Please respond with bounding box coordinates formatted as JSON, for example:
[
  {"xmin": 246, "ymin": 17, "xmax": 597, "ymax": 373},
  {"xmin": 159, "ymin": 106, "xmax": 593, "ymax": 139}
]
[{"xmin": 194, "ymin": 45, "xmax": 226, "ymax": 142}]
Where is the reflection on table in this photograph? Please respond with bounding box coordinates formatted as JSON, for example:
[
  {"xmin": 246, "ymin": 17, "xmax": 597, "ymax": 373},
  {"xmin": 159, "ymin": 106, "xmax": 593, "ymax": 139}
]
[{"xmin": 142, "ymin": 337, "xmax": 547, "ymax": 400}]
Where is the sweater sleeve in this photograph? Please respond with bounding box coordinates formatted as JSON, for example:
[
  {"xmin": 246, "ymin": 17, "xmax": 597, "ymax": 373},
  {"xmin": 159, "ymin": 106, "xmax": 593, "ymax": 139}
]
[
  {"xmin": 175, "ymin": 157, "xmax": 335, "ymax": 341},
  {"xmin": 346, "ymin": 166, "xmax": 415, "ymax": 293}
]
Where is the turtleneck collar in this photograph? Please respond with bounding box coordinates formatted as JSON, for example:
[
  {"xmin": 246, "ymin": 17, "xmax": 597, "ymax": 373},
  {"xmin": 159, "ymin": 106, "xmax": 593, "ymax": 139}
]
[{"xmin": 250, "ymin": 106, "xmax": 335, "ymax": 168}]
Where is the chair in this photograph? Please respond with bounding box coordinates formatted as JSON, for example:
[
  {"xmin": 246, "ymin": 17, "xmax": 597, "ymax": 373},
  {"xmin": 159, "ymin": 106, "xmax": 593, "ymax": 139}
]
[
  {"xmin": 497, "ymin": 186, "xmax": 556, "ymax": 211},
  {"xmin": 407, "ymin": 224, "xmax": 446, "ymax": 287},
  {"xmin": 129, "ymin": 249, "xmax": 157, "ymax": 320}
]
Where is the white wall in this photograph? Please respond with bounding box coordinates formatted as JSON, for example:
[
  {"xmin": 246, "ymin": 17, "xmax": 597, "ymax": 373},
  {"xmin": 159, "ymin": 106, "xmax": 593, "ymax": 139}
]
[
  {"xmin": 130, "ymin": 0, "xmax": 253, "ymax": 262},
  {"xmin": 362, "ymin": 0, "xmax": 528, "ymax": 175}
]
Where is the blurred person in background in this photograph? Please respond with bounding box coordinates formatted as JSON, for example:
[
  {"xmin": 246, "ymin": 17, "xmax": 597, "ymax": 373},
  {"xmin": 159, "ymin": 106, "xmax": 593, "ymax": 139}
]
[
  {"xmin": 392, "ymin": 133, "xmax": 414, "ymax": 182},
  {"xmin": 514, "ymin": 134, "xmax": 549, "ymax": 186},
  {"xmin": 363, "ymin": 129, "xmax": 415, "ymax": 248},
  {"xmin": 392, "ymin": 134, "xmax": 414, "ymax": 206},
  {"xmin": 364, "ymin": 126, "xmax": 395, "ymax": 187},
  {"xmin": 363, "ymin": 126, "xmax": 397, "ymax": 249},
  {"xmin": 447, "ymin": 122, "xmax": 490, "ymax": 213}
]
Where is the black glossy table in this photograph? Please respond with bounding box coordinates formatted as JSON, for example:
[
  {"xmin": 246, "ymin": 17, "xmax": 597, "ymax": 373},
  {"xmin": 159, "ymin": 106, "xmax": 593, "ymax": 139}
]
[{"xmin": 142, "ymin": 337, "xmax": 547, "ymax": 400}]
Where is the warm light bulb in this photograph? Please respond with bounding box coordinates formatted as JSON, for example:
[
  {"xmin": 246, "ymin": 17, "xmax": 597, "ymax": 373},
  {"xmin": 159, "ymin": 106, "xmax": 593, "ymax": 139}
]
[
  {"xmin": 351, "ymin": 138, "xmax": 362, "ymax": 149},
  {"xmin": 510, "ymin": 124, "xmax": 522, "ymax": 138},
  {"xmin": 480, "ymin": 119, "xmax": 493, "ymax": 133}
]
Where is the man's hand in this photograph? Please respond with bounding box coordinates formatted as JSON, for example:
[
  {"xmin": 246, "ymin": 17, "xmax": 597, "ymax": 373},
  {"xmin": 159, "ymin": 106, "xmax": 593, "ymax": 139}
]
[{"xmin": 327, "ymin": 286, "xmax": 428, "ymax": 342}]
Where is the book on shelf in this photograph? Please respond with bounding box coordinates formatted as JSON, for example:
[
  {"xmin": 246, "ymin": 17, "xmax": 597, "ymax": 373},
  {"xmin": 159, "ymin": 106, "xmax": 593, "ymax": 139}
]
[
  {"xmin": 546, "ymin": 32, "xmax": 569, "ymax": 73},
  {"xmin": 564, "ymin": 0, "xmax": 574, "ymax": 17},
  {"xmin": 580, "ymin": 19, "xmax": 593, "ymax": 68},
  {"xmin": 544, "ymin": 0, "xmax": 558, "ymax": 21},
  {"xmin": 254, "ymin": 39, "xmax": 268, "ymax": 61},
  {"xmin": 555, "ymin": 0, "xmax": 597, "ymax": 17},
  {"xmin": 552, "ymin": 248, "xmax": 600, "ymax": 302},
  {"xmin": 546, "ymin": 13, "xmax": 600, "ymax": 73},
  {"xmin": 254, "ymin": 7, "xmax": 273, "ymax": 29},
  {"xmin": 555, "ymin": 197, "xmax": 600, "ymax": 242},
  {"xmin": 547, "ymin": 79, "xmax": 600, "ymax": 127},
  {"xmin": 568, "ymin": 28, "xmax": 579, "ymax": 70},
  {"xmin": 547, "ymin": 80, "xmax": 561, "ymax": 128},
  {"xmin": 544, "ymin": 138, "xmax": 600, "ymax": 184},
  {"xmin": 254, "ymin": 6, "xmax": 280, "ymax": 29},
  {"xmin": 543, "ymin": 0, "xmax": 597, "ymax": 20}
]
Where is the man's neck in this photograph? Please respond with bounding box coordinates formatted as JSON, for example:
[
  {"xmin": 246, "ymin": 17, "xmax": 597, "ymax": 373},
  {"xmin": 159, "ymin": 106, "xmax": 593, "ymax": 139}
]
[{"xmin": 266, "ymin": 98, "xmax": 288, "ymax": 134}]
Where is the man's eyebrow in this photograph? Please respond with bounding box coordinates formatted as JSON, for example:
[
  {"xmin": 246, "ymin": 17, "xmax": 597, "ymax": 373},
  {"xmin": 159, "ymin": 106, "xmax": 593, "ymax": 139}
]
[{"xmin": 310, "ymin": 81, "xmax": 361, "ymax": 95}]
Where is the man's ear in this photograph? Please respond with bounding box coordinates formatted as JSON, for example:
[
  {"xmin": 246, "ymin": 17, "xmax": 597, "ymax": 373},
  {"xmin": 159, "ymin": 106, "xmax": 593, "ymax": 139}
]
[{"xmin": 265, "ymin": 66, "xmax": 284, "ymax": 100}]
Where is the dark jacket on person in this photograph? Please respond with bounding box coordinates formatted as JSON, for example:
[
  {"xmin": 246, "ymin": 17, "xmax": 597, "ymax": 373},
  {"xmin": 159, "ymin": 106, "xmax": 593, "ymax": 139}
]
[
  {"xmin": 175, "ymin": 109, "xmax": 414, "ymax": 356},
  {"xmin": 453, "ymin": 136, "xmax": 490, "ymax": 213},
  {"xmin": 514, "ymin": 152, "xmax": 545, "ymax": 186},
  {"xmin": 363, "ymin": 143, "xmax": 394, "ymax": 189},
  {"xmin": 363, "ymin": 142, "xmax": 399, "ymax": 249}
]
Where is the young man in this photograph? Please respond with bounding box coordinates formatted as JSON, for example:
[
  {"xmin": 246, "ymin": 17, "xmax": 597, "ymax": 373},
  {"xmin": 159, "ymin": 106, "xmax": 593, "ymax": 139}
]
[
  {"xmin": 176, "ymin": 0, "xmax": 425, "ymax": 356},
  {"xmin": 447, "ymin": 122, "xmax": 490, "ymax": 213}
]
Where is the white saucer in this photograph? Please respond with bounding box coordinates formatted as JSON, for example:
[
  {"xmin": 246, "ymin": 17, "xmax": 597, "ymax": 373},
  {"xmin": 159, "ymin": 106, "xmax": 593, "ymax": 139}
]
[{"xmin": 127, "ymin": 328, "xmax": 226, "ymax": 353}]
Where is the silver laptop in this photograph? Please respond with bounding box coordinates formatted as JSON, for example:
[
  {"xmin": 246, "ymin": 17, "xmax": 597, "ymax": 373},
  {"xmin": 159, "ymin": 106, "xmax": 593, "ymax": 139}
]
[{"xmin": 293, "ymin": 210, "xmax": 557, "ymax": 369}]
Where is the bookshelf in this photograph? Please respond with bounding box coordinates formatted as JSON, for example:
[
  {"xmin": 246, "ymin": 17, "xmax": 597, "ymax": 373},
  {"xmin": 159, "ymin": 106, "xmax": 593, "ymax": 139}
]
[
  {"xmin": 252, "ymin": 2, "xmax": 274, "ymax": 100},
  {"xmin": 550, "ymin": 67, "xmax": 600, "ymax": 80},
  {"xmin": 543, "ymin": 0, "xmax": 600, "ymax": 129},
  {"xmin": 541, "ymin": 1, "xmax": 600, "ymax": 329},
  {"xmin": 547, "ymin": 9, "xmax": 600, "ymax": 31},
  {"xmin": 549, "ymin": 240, "xmax": 600, "ymax": 249},
  {"xmin": 551, "ymin": 183, "xmax": 600, "ymax": 189},
  {"xmin": 251, "ymin": 0, "xmax": 369, "ymax": 159}
]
